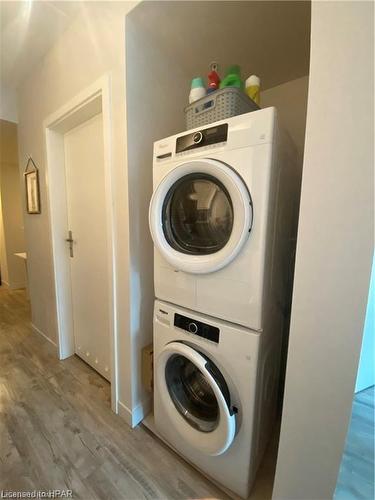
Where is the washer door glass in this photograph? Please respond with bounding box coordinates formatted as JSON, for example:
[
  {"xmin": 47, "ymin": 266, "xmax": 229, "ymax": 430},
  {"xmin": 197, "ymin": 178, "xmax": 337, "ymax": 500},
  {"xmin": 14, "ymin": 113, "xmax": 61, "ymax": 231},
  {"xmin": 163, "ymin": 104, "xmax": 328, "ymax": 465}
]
[
  {"xmin": 165, "ymin": 352, "xmax": 230, "ymax": 433},
  {"xmin": 162, "ymin": 173, "xmax": 233, "ymax": 255},
  {"xmin": 157, "ymin": 341, "xmax": 237, "ymax": 455}
]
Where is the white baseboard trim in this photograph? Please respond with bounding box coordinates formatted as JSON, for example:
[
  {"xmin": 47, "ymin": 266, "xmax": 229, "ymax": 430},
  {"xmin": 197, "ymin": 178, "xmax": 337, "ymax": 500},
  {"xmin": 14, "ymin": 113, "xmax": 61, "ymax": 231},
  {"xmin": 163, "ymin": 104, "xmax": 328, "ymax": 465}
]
[
  {"xmin": 31, "ymin": 323, "xmax": 57, "ymax": 347},
  {"xmin": 133, "ymin": 396, "xmax": 152, "ymax": 426},
  {"xmin": 118, "ymin": 401, "xmax": 133, "ymax": 426},
  {"xmin": 9, "ymin": 281, "xmax": 27, "ymax": 290},
  {"xmin": 118, "ymin": 396, "xmax": 152, "ymax": 428}
]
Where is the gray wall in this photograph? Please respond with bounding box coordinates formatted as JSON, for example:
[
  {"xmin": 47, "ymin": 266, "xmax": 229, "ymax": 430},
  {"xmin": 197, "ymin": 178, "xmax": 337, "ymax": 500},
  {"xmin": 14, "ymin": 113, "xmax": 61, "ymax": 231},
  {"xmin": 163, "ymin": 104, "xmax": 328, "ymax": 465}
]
[
  {"xmin": 273, "ymin": 1, "xmax": 374, "ymax": 498},
  {"xmin": 262, "ymin": 76, "xmax": 309, "ymax": 168},
  {"xmin": 0, "ymin": 120, "xmax": 26, "ymax": 288},
  {"xmin": 124, "ymin": 10, "xmax": 188, "ymax": 421}
]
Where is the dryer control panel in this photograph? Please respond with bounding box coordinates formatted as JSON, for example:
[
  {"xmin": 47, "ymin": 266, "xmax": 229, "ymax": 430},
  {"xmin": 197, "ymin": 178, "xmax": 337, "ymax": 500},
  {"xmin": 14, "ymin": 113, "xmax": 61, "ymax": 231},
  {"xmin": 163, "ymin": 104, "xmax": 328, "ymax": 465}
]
[
  {"xmin": 175, "ymin": 124, "xmax": 228, "ymax": 154},
  {"xmin": 174, "ymin": 313, "xmax": 220, "ymax": 343}
]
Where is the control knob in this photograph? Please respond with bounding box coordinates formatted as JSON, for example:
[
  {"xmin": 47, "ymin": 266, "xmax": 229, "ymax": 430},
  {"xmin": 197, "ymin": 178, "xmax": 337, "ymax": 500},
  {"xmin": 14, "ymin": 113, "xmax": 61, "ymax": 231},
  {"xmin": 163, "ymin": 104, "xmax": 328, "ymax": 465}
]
[{"xmin": 188, "ymin": 322, "xmax": 198, "ymax": 334}]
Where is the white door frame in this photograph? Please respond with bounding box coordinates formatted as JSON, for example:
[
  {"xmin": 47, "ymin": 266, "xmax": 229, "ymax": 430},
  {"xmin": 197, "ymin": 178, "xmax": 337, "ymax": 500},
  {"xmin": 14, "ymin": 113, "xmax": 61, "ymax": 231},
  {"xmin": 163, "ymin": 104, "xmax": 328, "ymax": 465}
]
[{"xmin": 43, "ymin": 75, "xmax": 118, "ymax": 413}]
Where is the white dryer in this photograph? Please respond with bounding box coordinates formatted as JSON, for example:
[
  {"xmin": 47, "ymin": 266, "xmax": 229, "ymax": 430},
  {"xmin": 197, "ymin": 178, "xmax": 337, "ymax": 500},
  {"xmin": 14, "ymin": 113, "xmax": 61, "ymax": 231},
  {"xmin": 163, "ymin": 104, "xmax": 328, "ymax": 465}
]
[
  {"xmin": 149, "ymin": 108, "xmax": 298, "ymax": 331},
  {"xmin": 153, "ymin": 299, "xmax": 280, "ymax": 498}
]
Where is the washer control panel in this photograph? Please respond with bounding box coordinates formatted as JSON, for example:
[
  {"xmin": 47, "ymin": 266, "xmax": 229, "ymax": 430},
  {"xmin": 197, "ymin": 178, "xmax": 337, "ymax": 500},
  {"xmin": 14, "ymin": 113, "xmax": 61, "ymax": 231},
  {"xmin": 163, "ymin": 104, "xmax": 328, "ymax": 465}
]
[
  {"xmin": 174, "ymin": 313, "xmax": 220, "ymax": 343},
  {"xmin": 175, "ymin": 123, "xmax": 228, "ymax": 154}
]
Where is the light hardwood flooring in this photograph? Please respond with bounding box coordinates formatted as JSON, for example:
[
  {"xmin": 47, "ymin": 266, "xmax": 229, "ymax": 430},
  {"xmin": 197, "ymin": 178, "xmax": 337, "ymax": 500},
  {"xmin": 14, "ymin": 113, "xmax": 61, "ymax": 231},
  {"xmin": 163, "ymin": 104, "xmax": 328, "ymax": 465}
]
[
  {"xmin": 2, "ymin": 287, "xmax": 373, "ymax": 499},
  {"xmin": 0, "ymin": 287, "xmax": 277, "ymax": 499},
  {"xmin": 335, "ymin": 385, "xmax": 374, "ymax": 500}
]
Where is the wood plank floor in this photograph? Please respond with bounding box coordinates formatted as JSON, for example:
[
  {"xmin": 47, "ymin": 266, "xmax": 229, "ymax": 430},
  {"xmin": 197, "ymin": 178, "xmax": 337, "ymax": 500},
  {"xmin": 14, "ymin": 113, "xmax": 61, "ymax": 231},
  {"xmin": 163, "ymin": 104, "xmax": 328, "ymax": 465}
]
[
  {"xmin": 335, "ymin": 385, "xmax": 375, "ymax": 500},
  {"xmin": 2, "ymin": 287, "xmax": 373, "ymax": 499},
  {"xmin": 0, "ymin": 287, "xmax": 277, "ymax": 499}
]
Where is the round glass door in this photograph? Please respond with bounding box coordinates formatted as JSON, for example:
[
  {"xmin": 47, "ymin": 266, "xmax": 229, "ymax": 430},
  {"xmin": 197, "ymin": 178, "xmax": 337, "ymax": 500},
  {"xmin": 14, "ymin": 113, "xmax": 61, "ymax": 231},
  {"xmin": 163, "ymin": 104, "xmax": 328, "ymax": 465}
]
[
  {"xmin": 156, "ymin": 341, "xmax": 237, "ymax": 455},
  {"xmin": 149, "ymin": 159, "xmax": 253, "ymax": 274},
  {"xmin": 165, "ymin": 352, "xmax": 230, "ymax": 433},
  {"xmin": 162, "ymin": 174, "xmax": 233, "ymax": 255}
]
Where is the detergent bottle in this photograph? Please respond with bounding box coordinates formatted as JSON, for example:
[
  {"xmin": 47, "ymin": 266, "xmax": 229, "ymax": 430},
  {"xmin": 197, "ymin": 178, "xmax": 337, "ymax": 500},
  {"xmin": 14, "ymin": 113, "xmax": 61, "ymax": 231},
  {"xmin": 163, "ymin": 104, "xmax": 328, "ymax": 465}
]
[
  {"xmin": 207, "ymin": 69, "xmax": 221, "ymax": 94},
  {"xmin": 245, "ymin": 75, "xmax": 260, "ymax": 105},
  {"xmin": 189, "ymin": 77, "xmax": 206, "ymax": 104},
  {"xmin": 219, "ymin": 65, "xmax": 243, "ymax": 89}
]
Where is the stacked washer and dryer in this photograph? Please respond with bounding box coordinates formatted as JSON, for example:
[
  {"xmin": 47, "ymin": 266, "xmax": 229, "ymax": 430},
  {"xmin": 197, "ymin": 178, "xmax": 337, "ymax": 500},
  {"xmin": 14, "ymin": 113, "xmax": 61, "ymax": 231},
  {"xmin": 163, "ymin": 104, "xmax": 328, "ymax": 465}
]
[{"xmin": 148, "ymin": 108, "xmax": 298, "ymax": 498}]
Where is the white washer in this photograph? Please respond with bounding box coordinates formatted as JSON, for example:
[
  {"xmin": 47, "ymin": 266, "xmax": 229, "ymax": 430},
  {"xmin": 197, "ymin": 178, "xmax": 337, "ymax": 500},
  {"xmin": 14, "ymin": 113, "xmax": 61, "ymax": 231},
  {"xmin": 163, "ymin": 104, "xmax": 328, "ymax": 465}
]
[
  {"xmin": 149, "ymin": 108, "xmax": 298, "ymax": 331},
  {"xmin": 153, "ymin": 299, "xmax": 281, "ymax": 498}
]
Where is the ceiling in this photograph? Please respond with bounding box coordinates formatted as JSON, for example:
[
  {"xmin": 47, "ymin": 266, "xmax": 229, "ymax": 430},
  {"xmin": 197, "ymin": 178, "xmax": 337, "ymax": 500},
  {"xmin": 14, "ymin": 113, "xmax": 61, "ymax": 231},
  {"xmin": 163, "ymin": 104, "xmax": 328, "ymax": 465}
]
[
  {"xmin": 0, "ymin": 0, "xmax": 311, "ymax": 92},
  {"xmin": 128, "ymin": 1, "xmax": 311, "ymax": 91},
  {"xmin": 0, "ymin": 0, "xmax": 82, "ymax": 89}
]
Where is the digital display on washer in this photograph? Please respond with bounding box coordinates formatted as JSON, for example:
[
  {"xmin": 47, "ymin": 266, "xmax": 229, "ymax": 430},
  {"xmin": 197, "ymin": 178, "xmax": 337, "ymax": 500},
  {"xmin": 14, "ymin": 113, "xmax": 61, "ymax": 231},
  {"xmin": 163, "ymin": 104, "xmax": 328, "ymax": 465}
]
[
  {"xmin": 175, "ymin": 123, "xmax": 228, "ymax": 153},
  {"xmin": 174, "ymin": 313, "xmax": 220, "ymax": 343}
]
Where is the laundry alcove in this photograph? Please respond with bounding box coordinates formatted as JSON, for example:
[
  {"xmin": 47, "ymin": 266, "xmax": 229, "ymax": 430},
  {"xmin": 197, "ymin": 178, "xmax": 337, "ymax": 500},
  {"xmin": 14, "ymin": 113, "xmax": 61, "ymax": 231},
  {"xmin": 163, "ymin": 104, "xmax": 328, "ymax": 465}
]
[{"xmin": 124, "ymin": 0, "xmax": 311, "ymax": 496}]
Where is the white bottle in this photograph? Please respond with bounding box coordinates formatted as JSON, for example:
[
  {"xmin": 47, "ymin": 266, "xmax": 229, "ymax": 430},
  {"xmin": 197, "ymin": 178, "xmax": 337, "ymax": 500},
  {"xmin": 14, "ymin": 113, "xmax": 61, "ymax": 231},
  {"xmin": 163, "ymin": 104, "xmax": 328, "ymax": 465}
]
[
  {"xmin": 245, "ymin": 75, "xmax": 260, "ymax": 105},
  {"xmin": 189, "ymin": 77, "xmax": 206, "ymax": 104}
]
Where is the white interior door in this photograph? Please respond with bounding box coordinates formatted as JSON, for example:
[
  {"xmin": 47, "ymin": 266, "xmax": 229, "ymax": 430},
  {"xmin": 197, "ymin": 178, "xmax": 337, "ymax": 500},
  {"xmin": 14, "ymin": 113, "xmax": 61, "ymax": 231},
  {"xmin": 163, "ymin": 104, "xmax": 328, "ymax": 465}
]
[{"xmin": 64, "ymin": 112, "xmax": 110, "ymax": 381}]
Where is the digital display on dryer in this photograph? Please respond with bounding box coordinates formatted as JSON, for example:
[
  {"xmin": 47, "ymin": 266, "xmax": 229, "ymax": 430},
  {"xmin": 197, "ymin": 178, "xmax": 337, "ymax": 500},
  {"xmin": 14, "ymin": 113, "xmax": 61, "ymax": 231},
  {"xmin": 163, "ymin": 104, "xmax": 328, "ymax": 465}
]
[
  {"xmin": 176, "ymin": 124, "xmax": 228, "ymax": 153},
  {"xmin": 174, "ymin": 313, "xmax": 220, "ymax": 343}
]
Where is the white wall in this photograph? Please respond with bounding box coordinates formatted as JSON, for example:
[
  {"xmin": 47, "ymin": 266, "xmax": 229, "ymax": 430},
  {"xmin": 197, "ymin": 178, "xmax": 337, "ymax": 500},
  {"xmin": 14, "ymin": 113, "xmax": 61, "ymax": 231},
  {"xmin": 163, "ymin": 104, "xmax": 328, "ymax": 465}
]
[
  {"xmin": 273, "ymin": 2, "xmax": 374, "ymax": 499},
  {"xmin": 0, "ymin": 163, "xmax": 27, "ymax": 288},
  {"xmin": 262, "ymin": 76, "xmax": 309, "ymax": 168},
  {"xmin": 0, "ymin": 85, "xmax": 18, "ymax": 123},
  {"xmin": 125, "ymin": 11, "xmax": 188, "ymax": 420},
  {"xmin": 0, "ymin": 192, "xmax": 9, "ymax": 285},
  {"xmin": 17, "ymin": 2, "xmax": 138, "ymax": 421},
  {"xmin": 0, "ymin": 120, "xmax": 26, "ymax": 288}
]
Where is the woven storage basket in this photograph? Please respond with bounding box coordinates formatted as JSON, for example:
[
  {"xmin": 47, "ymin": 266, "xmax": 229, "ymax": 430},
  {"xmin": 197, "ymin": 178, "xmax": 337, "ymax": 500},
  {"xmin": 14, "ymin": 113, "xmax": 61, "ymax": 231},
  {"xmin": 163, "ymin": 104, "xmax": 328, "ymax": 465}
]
[{"xmin": 185, "ymin": 87, "xmax": 259, "ymax": 129}]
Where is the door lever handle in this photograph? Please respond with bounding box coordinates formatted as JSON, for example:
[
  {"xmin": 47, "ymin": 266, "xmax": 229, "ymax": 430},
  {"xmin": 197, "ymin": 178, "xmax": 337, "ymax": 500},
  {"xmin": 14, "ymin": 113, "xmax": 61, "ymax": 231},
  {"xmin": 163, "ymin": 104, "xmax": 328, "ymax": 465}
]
[{"xmin": 66, "ymin": 230, "xmax": 74, "ymax": 257}]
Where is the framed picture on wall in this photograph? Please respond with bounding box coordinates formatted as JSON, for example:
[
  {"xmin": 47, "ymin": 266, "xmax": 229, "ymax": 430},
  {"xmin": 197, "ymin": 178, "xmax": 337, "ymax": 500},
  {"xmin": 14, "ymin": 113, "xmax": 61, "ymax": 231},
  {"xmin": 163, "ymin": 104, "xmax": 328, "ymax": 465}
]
[{"xmin": 24, "ymin": 158, "xmax": 41, "ymax": 214}]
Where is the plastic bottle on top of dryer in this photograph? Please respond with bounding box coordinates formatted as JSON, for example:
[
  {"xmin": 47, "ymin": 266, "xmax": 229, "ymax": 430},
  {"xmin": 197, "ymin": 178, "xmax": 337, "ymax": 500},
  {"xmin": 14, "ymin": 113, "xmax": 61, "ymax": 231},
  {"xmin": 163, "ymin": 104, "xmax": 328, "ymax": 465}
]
[{"xmin": 189, "ymin": 77, "xmax": 206, "ymax": 104}]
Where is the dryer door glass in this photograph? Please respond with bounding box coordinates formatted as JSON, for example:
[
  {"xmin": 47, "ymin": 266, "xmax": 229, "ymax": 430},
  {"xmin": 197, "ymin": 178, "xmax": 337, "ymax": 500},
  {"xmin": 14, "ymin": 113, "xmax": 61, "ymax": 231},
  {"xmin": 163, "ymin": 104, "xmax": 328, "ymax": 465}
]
[
  {"xmin": 149, "ymin": 159, "xmax": 252, "ymax": 274},
  {"xmin": 162, "ymin": 173, "xmax": 233, "ymax": 255},
  {"xmin": 165, "ymin": 352, "xmax": 230, "ymax": 433}
]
